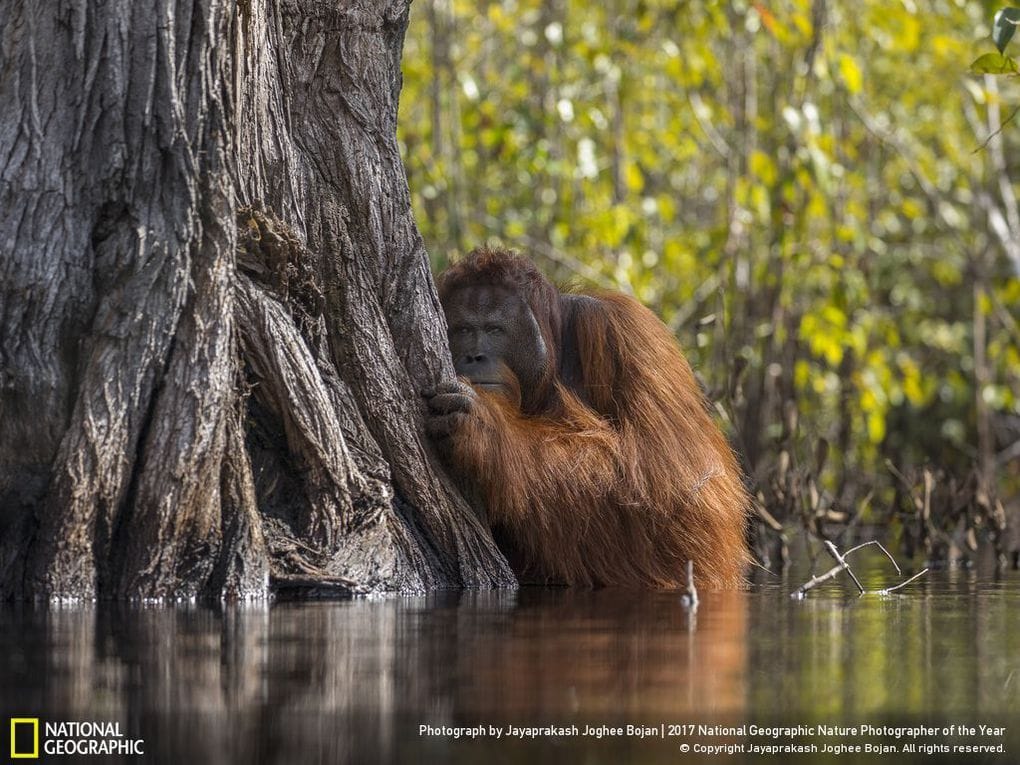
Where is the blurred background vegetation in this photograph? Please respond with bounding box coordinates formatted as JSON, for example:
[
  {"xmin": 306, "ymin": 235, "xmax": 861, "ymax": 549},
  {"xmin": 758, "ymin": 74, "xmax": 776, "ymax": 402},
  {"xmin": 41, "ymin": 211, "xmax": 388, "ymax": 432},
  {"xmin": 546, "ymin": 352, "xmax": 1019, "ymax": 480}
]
[{"xmin": 397, "ymin": 0, "xmax": 1020, "ymax": 567}]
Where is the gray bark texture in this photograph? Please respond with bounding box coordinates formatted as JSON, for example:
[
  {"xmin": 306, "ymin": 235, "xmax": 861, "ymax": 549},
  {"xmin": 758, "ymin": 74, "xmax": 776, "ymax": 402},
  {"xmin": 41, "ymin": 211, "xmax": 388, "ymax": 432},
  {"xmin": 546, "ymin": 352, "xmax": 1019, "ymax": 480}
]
[{"xmin": 0, "ymin": 0, "xmax": 515, "ymax": 600}]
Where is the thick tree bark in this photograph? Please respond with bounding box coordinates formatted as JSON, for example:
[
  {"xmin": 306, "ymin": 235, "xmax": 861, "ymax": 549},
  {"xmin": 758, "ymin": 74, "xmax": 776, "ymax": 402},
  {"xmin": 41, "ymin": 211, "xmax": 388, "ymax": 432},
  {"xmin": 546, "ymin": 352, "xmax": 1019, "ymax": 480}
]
[{"xmin": 0, "ymin": 0, "xmax": 514, "ymax": 600}]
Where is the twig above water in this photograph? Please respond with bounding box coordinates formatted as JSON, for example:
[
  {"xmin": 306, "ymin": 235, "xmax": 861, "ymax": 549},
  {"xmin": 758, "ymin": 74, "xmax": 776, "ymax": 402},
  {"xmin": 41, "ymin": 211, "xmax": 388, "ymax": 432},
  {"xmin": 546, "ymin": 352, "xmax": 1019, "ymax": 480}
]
[
  {"xmin": 877, "ymin": 568, "xmax": 930, "ymax": 594},
  {"xmin": 681, "ymin": 560, "xmax": 699, "ymax": 611},
  {"xmin": 823, "ymin": 540, "xmax": 865, "ymax": 594},
  {"xmin": 681, "ymin": 560, "xmax": 699, "ymax": 631},
  {"xmin": 842, "ymin": 540, "xmax": 901, "ymax": 576},
  {"xmin": 791, "ymin": 540, "xmax": 928, "ymax": 599},
  {"xmin": 790, "ymin": 561, "xmax": 850, "ymax": 599}
]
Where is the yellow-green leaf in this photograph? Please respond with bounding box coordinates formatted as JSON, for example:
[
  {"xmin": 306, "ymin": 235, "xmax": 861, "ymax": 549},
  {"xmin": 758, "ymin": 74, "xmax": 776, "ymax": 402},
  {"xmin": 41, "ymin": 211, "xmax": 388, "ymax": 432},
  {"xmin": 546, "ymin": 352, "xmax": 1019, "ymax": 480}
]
[
  {"xmin": 839, "ymin": 54, "xmax": 862, "ymax": 94},
  {"xmin": 969, "ymin": 53, "xmax": 1019, "ymax": 75}
]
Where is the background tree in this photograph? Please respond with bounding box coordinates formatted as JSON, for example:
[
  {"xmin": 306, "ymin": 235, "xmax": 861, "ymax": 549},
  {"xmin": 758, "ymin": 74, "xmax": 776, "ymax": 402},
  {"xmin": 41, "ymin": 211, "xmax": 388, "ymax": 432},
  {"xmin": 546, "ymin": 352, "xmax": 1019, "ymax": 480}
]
[
  {"xmin": 401, "ymin": 0, "xmax": 1020, "ymax": 566},
  {"xmin": 0, "ymin": 0, "xmax": 514, "ymax": 601}
]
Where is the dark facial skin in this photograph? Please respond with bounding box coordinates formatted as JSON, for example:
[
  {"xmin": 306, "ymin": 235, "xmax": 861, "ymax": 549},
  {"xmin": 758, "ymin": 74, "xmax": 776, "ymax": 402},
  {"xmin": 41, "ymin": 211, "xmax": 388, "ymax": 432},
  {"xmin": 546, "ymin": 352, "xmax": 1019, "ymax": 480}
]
[{"xmin": 441, "ymin": 284, "xmax": 549, "ymax": 403}]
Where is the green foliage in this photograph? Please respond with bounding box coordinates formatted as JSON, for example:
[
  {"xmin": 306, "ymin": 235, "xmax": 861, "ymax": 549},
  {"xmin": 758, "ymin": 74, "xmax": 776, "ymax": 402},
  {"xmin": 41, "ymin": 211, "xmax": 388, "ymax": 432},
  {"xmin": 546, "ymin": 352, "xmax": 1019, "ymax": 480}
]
[
  {"xmin": 970, "ymin": 51, "xmax": 1018, "ymax": 73},
  {"xmin": 399, "ymin": 0, "xmax": 1020, "ymax": 509},
  {"xmin": 970, "ymin": 6, "xmax": 1020, "ymax": 72}
]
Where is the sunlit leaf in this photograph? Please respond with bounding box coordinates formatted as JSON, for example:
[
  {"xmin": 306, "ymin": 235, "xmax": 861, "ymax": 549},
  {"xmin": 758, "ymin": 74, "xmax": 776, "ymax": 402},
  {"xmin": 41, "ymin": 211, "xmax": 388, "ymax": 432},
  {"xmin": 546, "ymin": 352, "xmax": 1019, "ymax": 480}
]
[
  {"xmin": 968, "ymin": 52, "xmax": 1019, "ymax": 74},
  {"xmin": 749, "ymin": 150, "xmax": 777, "ymax": 185},
  {"xmin": 624, "ymin": 163, "xmax": 644, "ymax": 193},
  {"xmin": 839, "ymin": 54, "xmax": 863, "ymax": 94}
]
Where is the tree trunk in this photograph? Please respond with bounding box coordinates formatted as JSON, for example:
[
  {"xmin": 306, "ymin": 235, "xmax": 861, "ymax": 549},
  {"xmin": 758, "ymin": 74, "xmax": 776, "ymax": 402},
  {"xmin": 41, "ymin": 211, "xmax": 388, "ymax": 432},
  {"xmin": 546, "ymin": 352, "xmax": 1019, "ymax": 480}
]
[{"xmin": 0, "ymin": 0, "xmax": 515, "ymax": 601}]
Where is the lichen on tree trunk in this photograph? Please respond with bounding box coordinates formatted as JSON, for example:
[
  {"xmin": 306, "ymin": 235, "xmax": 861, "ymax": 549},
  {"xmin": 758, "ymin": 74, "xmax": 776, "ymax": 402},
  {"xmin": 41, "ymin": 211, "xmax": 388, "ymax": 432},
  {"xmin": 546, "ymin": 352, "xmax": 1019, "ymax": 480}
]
[{"xmin": 0, "ymin": 0, "xmax": 514, "ymax": 600}]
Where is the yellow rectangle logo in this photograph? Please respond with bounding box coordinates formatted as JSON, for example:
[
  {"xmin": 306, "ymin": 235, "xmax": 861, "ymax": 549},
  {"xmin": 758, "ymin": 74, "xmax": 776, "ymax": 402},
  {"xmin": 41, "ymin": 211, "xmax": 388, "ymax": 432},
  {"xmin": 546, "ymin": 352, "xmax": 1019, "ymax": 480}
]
[{"xmin": 10, "ymin": 718, "xmax": 39, "ymax": 759}]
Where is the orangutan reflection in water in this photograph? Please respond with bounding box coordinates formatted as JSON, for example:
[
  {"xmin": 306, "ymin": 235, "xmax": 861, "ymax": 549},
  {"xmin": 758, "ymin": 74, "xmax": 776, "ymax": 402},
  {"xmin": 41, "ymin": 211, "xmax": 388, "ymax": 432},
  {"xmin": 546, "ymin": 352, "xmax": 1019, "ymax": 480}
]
[
  {"xmin": 450, "ymin": 588, "xmax": 747, "ymax": 721},
  {"xmin": 0, "ymin": 588, "xmax": 748, "ymax": 762}
]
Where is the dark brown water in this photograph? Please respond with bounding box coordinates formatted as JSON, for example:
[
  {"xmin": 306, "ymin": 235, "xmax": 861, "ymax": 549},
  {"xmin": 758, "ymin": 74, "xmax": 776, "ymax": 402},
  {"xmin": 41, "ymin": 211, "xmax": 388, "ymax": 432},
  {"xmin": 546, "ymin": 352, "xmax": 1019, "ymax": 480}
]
[{"xmin": 2, "ymin": 551, "xmax": 1018, "ymax": 763}]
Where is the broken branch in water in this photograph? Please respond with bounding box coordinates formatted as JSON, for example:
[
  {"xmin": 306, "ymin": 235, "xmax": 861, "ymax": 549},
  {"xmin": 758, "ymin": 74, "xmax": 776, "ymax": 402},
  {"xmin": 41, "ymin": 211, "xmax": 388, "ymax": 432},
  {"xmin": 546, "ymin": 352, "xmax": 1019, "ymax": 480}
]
[
  {"xmin": 790, "ymin": 560, "xmax": 850, "ymax": 598},
  {"xmin": 823, "ymin": 540, "xmax": 865, "ymax": 594},
  {"xmin": 791, "ymin": 540, "xmax": 929, "ymax": 599},
  {"xmin": 841, "ymin": 540, "xmax": 901, "ymax": 575}
]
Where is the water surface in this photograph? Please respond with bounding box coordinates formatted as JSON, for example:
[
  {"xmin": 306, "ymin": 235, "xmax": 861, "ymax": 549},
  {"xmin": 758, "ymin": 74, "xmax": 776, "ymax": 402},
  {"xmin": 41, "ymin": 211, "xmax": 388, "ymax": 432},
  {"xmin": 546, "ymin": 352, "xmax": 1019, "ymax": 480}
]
[{"xmin": 2, "ymin": 551, "xmax": 1017, "ymax": 763}]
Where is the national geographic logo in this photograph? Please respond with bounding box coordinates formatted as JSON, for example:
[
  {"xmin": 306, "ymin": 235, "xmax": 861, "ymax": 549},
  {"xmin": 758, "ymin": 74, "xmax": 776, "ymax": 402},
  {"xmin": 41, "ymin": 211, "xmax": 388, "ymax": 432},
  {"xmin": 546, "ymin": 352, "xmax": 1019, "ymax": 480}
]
[
  {"xmin": 9, "ymin": 718, "xmax": 145, "ymax": 758},
  {"xmin": 10, "ymin": 718, "xmax": 38, "ymax": 759}
]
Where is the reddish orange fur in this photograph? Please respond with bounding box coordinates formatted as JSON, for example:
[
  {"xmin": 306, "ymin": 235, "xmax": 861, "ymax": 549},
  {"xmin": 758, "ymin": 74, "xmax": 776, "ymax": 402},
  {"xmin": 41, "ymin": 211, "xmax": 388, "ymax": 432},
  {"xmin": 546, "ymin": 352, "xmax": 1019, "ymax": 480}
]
[{"xmin": 439, "ymin": 249, "xmax": 750, "ymax": 588}]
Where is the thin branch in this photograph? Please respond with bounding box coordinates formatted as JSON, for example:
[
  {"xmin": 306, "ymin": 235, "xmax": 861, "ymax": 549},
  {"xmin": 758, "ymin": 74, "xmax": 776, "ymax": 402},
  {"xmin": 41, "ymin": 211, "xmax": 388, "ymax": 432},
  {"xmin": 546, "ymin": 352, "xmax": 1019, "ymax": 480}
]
[
  {"xmin": 997, "ymin": 438, "xmax": 1020, "ymax": 468},
  {"xmin": 824, "ymin": 540, "xmax": 865, "ymax": 593},
  {"xmin": 989, "ymin": 277, "xmax": 1020, "ymax": 347},
  {"xmin": 480, "ymin": 220, "xmax": 617, "ymax": 289},
  {"xmin": 681, "ymin": 560, "xmax": 699, "ymax": 631},
  {"xmin": 754, "ymin": 499, "xmax": 785, "ymax": 532},
  {"xmin": 792, "ymin": 540, "xmax": 930, "ymax": 598},
  {"xmin": 884, "ymin": 458, "xmax": 915, "ymax": 489},
  {"xmin": 791, "ymin": 561, "xmax": 847, "ymax": 599},
  {"xmin": 971, "ymin": 103, "xmax": 1020, "ymax": 154},
  {"xmin": 681, "ymin": 560, "xmax": 699, "ymax": 611},
  {"xmin": 842, "ymin": 539, "xmax": 902, "ymax": 576},
  {"xmin": 687, "ymin": 91, "xmax": 732, "ymax": 160},
  {"xmin": 668, "ymin": 273, "xmax": 721, "ymax": 333},
  {"xmin": 878, "ymin": 568, "xmax": 929, "ymax": 595}
]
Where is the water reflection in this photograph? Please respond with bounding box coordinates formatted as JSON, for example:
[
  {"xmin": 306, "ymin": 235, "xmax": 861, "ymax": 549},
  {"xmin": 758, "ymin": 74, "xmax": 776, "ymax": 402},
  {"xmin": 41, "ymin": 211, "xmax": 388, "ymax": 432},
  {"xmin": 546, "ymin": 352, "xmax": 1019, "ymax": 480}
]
[
  {"xmin": 1, "ymin": 563, "xmax": 1018, "ymax": 763},
  {"xmin": 749, "ymin": 555, "xmax": 1020, "ymax": 721}
]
